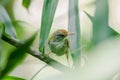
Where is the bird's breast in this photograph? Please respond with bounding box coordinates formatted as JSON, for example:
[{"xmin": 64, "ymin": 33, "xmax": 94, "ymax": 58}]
[{"xmin": 49, "ymin": 41, "xmax": 68, "ymax": 56}]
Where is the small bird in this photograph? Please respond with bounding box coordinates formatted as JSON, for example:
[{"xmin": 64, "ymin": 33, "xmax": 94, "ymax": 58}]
[{"xmin": 48, "ymin": 29, "xmax": 72, "ymax": 66}]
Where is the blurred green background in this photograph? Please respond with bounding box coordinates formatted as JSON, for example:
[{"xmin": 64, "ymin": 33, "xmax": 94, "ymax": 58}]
[{"xmin": 0, "ymin": 0, "xmax": 120, "ymax": 80}]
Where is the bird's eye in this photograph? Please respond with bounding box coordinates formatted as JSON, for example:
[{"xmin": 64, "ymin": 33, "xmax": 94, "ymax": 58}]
[
  {"xmin": 57, "ymin": 34, "xmax": 65, "ymax": 37},
  {"xmin": 60, "ymin": 35, "xmax": 64, "ymax": 37}
]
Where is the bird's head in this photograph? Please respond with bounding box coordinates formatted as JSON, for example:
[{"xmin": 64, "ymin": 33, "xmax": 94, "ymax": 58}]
[
  {"xmin": 53, "ymin": 29, "xmax": 74, "ymax": 41},
  {"xmin": 54, "ymin": 29, "xmax": 68, "ymax": 38},
  {"xmin": 53, "ymin": 29, "xmax": 68, "ymax": 40}
]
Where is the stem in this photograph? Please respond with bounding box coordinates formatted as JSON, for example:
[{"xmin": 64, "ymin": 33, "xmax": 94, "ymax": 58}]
[
  {"xmin": 1, "ymin": 35, "xmax": 71, "ymax": 72},
  {"xmin": 31, "ymin": 65, "xmax": 47, "ymax": 80}
]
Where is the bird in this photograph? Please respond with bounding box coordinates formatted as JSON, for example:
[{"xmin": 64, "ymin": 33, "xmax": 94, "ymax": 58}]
[{"xmin": 48, "ymin": 29, "xmax": 73, "ymax": 66}]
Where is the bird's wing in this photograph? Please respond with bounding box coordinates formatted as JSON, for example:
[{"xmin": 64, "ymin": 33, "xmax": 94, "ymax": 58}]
[
  {"xmin": 48, "ymin": 36, "xmax": 54, "ymax": 45},
  {"xmin": 64, "ymin": 38, "xmax": 70, "ymax": 48},
  {"xmin": 64, "ymin": 38, "xmax": 70, "ymax": 67}
]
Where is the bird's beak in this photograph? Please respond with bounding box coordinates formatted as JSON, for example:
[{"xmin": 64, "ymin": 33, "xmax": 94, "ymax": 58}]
[{"xmin": 68, "ymin": 32, "xmax": 75, "ymax": 35}]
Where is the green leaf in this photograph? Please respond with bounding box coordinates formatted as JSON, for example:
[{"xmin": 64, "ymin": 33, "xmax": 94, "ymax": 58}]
[
  {"xmin": 0, "ymin": 0, "xmax": 10, "ymax": 6},
  {"xmin": 68, "ymin": 0, "xmax": 81, "ymax": 69},
  {"xmin": 0, "ymin": 33, "xmax": 36, "ymax": 78},
  {"xmin": 39, "ymin": 0, "xmax": 59, "ymax": 53},
  {"xmin": 92, "ymin": 0, "xmax": 118, "ymax": 45},
  {"xmin": 2, "ymin": 76, "xmax": 26, "ymax": 80},
  {"xmin": 22, "ymin": 0, "xmax": 31, "ymax": 9},
  {"xmin": 84, "ymin": 11, "xmax": 94, "ymax": 22},
  {"xmin": 12, "ymin": 20, "xmax": 29, "ymax": 40},
  {"xmin": 0, "ymin": 21, "xmax": 3, "ymax": 51},
  {"xmin": 0, "ymin": 21, "xmax": 3, "ymax": 72},
  {"xmin": 0, "ymin": 5, "xmax": 16, "ymax": 39}
]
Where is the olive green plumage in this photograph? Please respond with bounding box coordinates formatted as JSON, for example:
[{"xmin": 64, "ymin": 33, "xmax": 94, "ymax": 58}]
[{"xmin": 48, "ymin": 29, "xmax": 69, "ymax": 57}]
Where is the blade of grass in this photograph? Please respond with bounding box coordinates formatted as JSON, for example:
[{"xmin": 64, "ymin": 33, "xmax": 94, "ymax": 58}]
[
  {"xmin": 92, "ymin": 0, "xmax": 118, "ymax": 45},
  {"xmin": 0, "ymin": 33, "xmax": 36, "ymax": 78},
  {"xmin": 22, "ymin": 0, "xmax": 31, "ymax": 9},
  {"xmin": 68, "ymin": 0, "xmax": 81, "ymax": 69},
  {"xmin": 0, "ymin": 21, "xmax": 3, "ymax": 72},
  {"xmin": 0, "ymin": 0, "xmax": 10, "ymax": 6},
  {"xmin": 31, "ymin": 65, "xmax": 47, "ymax": 80},
  {"xmin": 0, "ymin": 21, "xmax": 3, "ymax": 53},
  {"xmin": 0, "ymin": 5, "xmax": 16, "ymax": 39},
  {"xmin": 39, "ymin": 0, "xmax": 59, "ymax": 53},
  {"xmin": 2, "ymin": 76, "xmax": 26, "ymax": 80},
  {"xmin": 84, "ymin": 11, "xmax": 94, "ymax": 22}
]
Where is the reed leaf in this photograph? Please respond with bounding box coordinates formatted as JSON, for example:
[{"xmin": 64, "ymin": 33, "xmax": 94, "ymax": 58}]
[
  {"xmin": 92, "ymin": 0, "xmax": 118, "ymax": 45},
  {"xmin": 68, "ymin": 0, "xmax": 81, "ymax": 69},
  {"xmin": 39, "ymin": 0, "xmax": 59, "ymax": 53},
  {"xmin": 0, "ymin": 5, "xmax": 16, "ymax": 38},
  {"xmin": 0, "ymin": 33, "xmax": 36, "ymax": 78},
  {"xmin": 2, "ymin": 76, "xmax": 26, "ymax": 80},
  {"xmin": 22, "ymin": 0, "xmax": 31, "ymax": 9}
]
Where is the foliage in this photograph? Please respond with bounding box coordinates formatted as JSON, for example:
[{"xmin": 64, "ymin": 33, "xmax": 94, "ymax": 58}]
[
  {"xmin": 0, "ymin": 0, "xmax": 10, "ymax": 6},
  {"xmin": 39, "ymin": 0, "xmax": 59, "ymax": 53},
  {"xmin": 0, "ymin": 5, "xmax": 16, "ymax": 38},
  {"xmin": 0, "ymin": 21, "xmax": 3, "ymax": 54},
  {"xmin": 22, "ymin": 0, "xmax": 31, "ymax": 9},
  {"xmin": 2, "ymin": 76, "xmax": 26, "ymax": 80},
  {"xmin": 0, "ymin": 33, "xmax": 36, "ymax": 78},
  {"xmin": 92, "ymin": 0, "xmax": 118, "ymax": 45},
  {"xmin": 68, "ymin": 0, "xmax": 81, "ymax": 69},
  {"xmin": 0, "ymin": 0, "xmax": 120, "ymax": 80}
]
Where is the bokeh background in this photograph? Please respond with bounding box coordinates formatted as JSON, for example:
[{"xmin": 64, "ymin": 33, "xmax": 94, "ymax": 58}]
[{"xmin": 4, "ymin": 0, "xmax": 120, "ymax": 80}]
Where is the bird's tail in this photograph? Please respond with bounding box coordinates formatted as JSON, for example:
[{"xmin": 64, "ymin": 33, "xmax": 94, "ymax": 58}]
[{"xmin": 66, "ymin": 53, "xmax": 71, "ymax": 67}]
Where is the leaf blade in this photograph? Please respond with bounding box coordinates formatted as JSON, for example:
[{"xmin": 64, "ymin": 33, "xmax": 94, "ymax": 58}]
[
  {"xmin": 84, "ymin": 11, "xmax": 94, "ymax": 22},
  {"xmin": 0, "ymin": 33, "xmax": 36, "ymax": 78},
  {"xmin": 0, "ymin": 5, "xmax": 16, "ymax": 38},
  {"xmin": 0, "ymin": 21, "xmax": 3, "ymax": 52},
  {"xmin": 68, "ymin": 0, "xmax": 81, "ymax": 68},
  {"xmin": 0, "ymin": 21, "xmax": 3, "ymax": 72},
  {"xmin": 92, "ymin": 0, "xmax": 118, "ymax": 45},
  {"xmin": 2, "ymin": 76, "xmax": 26, "ymax": 80},
  {"xmin": 22, "ymin": 0, "xmax": 31, "ymax": 9},
  {"xmin": 39, "ymin": 0, "xmax": 59, "ymax": 53},
  {"xmin": 0, "ymin": 0, "xmax": 10, "ymax": 6}
]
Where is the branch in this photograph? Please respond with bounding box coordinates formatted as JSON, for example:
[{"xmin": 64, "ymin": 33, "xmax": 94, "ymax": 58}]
[{"xmin": 2, "ymin": 35, "xmax": 71, "ymax": 72}]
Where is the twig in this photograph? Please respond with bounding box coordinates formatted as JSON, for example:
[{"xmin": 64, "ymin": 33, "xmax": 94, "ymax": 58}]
[{"xmin": 1, "ymin": 35, "xmax": 71, "ymax": 72}]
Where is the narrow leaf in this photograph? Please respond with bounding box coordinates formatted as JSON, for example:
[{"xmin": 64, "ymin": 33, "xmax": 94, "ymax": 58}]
[
  {"xmin": 0, "ymin": 33, "xmax": 36, "ymax": 78},
  {"xmin": 92, "ymin": 0, "xmax": 118, "ymax": 45},
  {"xmin": 0, "ymin": 21, "xmax": 3, "ymax": 53},
  {"xmin": 22, "ymin": 0, "xmax": 31, "ymax": 9},
  {"xmin": 84, "ymin": 11, "xmax": 94, "ymax": 22},
  {"xmin": 0, "ymin": 0, "xmax": 10, "ymax": 6},
  {"xmin": 0, "ymin": 21, "xmax": 3, "ymax": 72},
  {"xmin": 2, "ymin": 76, "xmax": 26, "ymax": 80},
  {"xmin": 0, "ymin": 5, "xmax": 16, "ymax": 38},
  {"xmin": 68, "ymin": 0, "xmax": 81, "ymax": 68},
  {"xmin": 39, "ymin": 0, "xmax": 59, "ymax": 53}
]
